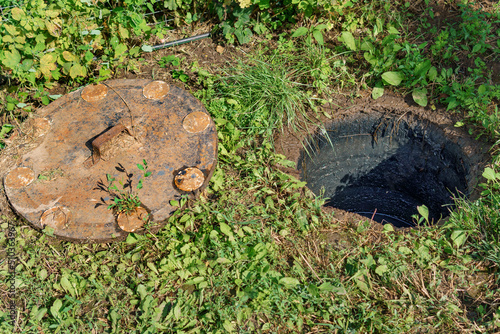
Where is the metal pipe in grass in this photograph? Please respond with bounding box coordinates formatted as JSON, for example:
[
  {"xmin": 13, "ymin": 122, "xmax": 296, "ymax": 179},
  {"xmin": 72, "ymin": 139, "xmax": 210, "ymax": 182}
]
[
  {"xmin": 95, "ymin": 32, "xmax": 211, "ymax": 62},
  {"xmin": 151, "ymin": 32, "xmax": 211, "ymax": 51}
]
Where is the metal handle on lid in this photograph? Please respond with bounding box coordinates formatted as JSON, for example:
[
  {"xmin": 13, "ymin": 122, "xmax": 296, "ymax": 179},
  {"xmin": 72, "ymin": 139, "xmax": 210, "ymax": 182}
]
[{"xmin": 83, "ymin": 124, "xmax": 131, "ymax": 168}]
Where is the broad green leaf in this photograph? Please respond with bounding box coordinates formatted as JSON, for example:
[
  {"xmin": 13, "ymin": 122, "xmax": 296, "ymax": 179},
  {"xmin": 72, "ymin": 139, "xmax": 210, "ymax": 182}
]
[
  {"xmin": 279, "ymin": 277, "xmax": 300, "ymax": 288},
  {"xmin": 11, "ymin": 8, "xmax": 25, "ymax": 21},
  {"xmin": 39, "ymin": 268, "xmax": 48, "ymax": 280},
  {"xmin": 398, "ymin": 246, "xmax": 412, "ymax": 255},
  {"xmin": 360, "ymin": 41, "xmax": 374, "ymax": 52},
  {"xmin": 417, "ymin": 205, "xmax": 429, "ymax": 222},
  {"xmin": 364, "ymin": 52, "xmax": 377, "ymax": 65},
  {"xmin": 60, "ymin": 274, "xmax": 76, "ymax": 296},
  {"xmin": 382, "ymin": 224, "xmax": 394, "ymax": 232},
  {"xmin": 483, "ymin": 167, "xmax": 496, "ymax": 181},
  {"xmin": 136, "ymin": 284, "xmax": 147, "ymax": 300},
  {"xmin": 341, "ymin": 31, "xmax": 357, "ymax": 51},
  {"xmin": 312, "ymin": 30, "xmax": 324, "ymax": 45},
  {"xmin": 219, "ymin": 222, "xmax": 233, "ymax": 238},
  {"xmin": 447, "ymin": 98, "xmax": 459, "ymax": 111},
  {"xmin": 50, "ymin": 299, "xmax": 62, "ymax": 318},
  {"xmin": 217, "ymin": 257, "xmax": 231, "ymax": 264},
  {"xmin": 114, "ymin": 43, "xmax": 127, "ymax": 58},
  {"xmin": 428, "ymin": 66, "xmax": 438, "ymax": 80},
  {"xmin": 375, "ymin": 264, "xmax": 389, "ymax": 276},
  {"xmin": 372, "ymin": 86, "xmax": 384, "ymax": 99},
  {"xmin": 414, "ymin": 60, "xmax": 431, "ymax": 78},
  {"xmin": 454, "ymin": 121, "xmax": 464, "ymax": 127},
  {"xmin": 291, "ymin": 27, "xmax": 308, "ymax": 38},
  {"xmin": 142, "ymin": 45, "xmax": 153, "ymax": 52},
  {"xmin": 252, "ymin": 242, "xmax": 267, "ymax": 260},
  {"xmin": 450, "ymin": 230, "xmax": 467, "ymax": 248},
  {"xmin": 387, "ymin": 25, "xmax": 399, "ymax": 34},
  {"xmin": 355, "ymin": 278, "xmax": 370, "ymax": 293},
  {"xmin": 381, "ymin": 71, "xmax": 404, "ymax": 86},
  {"xmin": 223, "ymin": 320, "xmax": 235, "ymax": 333},
  {"xmin": 146, "ymin": 262, "xmax": 159, "ymax": 275},
  {"xmin": 85, "ymin": 51, "xmax": 94, "ymax": 63},
  {"xmin": 412, "ymin": 88, "xmax": 428, "ymax": 107},
  {"xmin": 2, "ymin": 49, "xmax": 21, "ymax": 69},
  {"xmin": 33, "ymin": 307, "xmax": 47, "ymax": 321},
  {"xmin": 0, "ymin": 124, "xmax": 13, "ymax": 138},
  {"xmin": 318, "ymin": 282, "xmax": 334, "ymax": 291},
  {"xmin": 317, "ymin": 282, "xmax": 346, "ymax": 294},
  {"xmin": 125, "ymin": 233, "xmax": 144, "ymax": 244},
  {"xmin": 472, "ymin": 44, "xmax": 481, "ymax": 53}
]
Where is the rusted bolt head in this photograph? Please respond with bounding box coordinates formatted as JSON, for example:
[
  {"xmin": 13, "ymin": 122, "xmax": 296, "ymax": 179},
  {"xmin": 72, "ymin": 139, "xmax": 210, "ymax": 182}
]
[
  {"xmin": 143, "ymin": 81, "xmax": 170, "ymax": 100},
  {"xmin": 117, "ymin": 206, "xmax": 149, "ymax": 232},
  {"xmin": 183, "ymin": 111, "xmax": 211, "ymax": 133},
  {"xmin": 174, "ymin": 167, "xmax": 205, "ymax": 192},
  {"xmin": 81, "ymin": 84, "xmax": 108, "ymax": 102},
  {"xmin": 40, "ymin": 207, "xmax": 71, "ymax": 229},
  {"xmin": 5, "ymin": 167, "xmax": 35, "ymax": 189},
  {"xmin": 33, "ymin": 118, "xmax": 51, "ymax": 137}
]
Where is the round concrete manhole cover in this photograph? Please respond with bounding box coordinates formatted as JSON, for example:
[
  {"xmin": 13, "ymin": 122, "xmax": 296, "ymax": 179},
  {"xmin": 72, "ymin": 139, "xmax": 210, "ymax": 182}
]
[{"xmin": 3, "ymin": 79, "xmax": 218, "ymax": 242}]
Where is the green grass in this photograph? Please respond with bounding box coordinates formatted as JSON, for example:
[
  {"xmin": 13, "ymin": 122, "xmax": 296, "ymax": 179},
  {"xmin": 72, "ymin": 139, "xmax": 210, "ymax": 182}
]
[
  {"xmin": 2, "ymin": 0, "xmax": 500, "ymax": 333},
  {"xmin": 214, "ymin": 56, "xmax": 317, "ymax": 139}
]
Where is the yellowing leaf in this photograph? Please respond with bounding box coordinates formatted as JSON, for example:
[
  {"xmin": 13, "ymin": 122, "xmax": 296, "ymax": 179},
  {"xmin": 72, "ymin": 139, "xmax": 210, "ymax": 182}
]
[
  {"xmin": 11, "ymin": 8, "xmax": 25, "ymax": 21},
  {"xmin": 14, "ymin": 36, "xmax": 26, "ymax": 44},
  {"xmin": 40, "ymin": 54, "xmax": 57, "ymax": 76},
  {"xmin": 2, "ymin": 49, "xmax": 21, "ymax": 69},
  {"xmin": 3, "ymin": 35, "xmax": 14, "ymax": 43},
  {"xmin": 118, "ymin": 25, "xmax": 130, "ymax": 39},
  {"xmin": 45, "ymin": 19, "xmax": 61, "ymax": 37},
  {"xmin": 62, "ymin": 51, "xmax": 77, "ymax": 62},
  {"xmin": 4, "ymin": 24, "xmax": 20, "ymax": 36},
  {"xmin": 45, "ymin": 10, "xmax": 60, "ymax": 18},
  {"xmin": 69, "ymin": 63, "xmax": 87, "ymax": 78}
]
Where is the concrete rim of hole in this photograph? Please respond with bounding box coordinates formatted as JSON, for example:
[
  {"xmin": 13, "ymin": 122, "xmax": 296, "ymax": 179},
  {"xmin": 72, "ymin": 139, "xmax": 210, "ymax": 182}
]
[{"xmin": 275, "ymin": 93, "xmax": 491, "ymax": 231}]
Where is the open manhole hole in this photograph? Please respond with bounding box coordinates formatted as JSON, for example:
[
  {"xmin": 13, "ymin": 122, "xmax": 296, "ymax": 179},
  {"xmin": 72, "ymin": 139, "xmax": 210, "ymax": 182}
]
[{"xmin": 297, "ymin": 111, "xmax": 488, "ymax": 227}]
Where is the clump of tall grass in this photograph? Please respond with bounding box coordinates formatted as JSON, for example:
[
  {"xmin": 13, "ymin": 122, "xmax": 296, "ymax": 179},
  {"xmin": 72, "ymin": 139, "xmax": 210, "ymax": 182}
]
[{"xmin": 215, "ymin": 56, "xmax": 318, "ymax": 139}]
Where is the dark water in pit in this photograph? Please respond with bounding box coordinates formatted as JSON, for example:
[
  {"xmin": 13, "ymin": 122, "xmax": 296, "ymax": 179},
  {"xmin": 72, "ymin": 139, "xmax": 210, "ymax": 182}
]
[{"xmin": 299, "ymin": 114, "xmax": 470, "ymax": 227}]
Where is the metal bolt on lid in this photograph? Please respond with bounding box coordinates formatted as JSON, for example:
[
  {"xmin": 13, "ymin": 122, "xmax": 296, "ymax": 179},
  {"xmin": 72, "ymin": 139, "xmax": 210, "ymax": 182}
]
[{"xmin": 4, "ymin": 79, "xmax": 218, "ymax": 242}]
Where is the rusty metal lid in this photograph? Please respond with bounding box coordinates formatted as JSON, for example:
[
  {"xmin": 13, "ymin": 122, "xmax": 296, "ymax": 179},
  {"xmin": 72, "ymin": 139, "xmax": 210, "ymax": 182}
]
[{"xmin": 4, "ymin": 79, "xmax": 217, "ymax": 242}]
